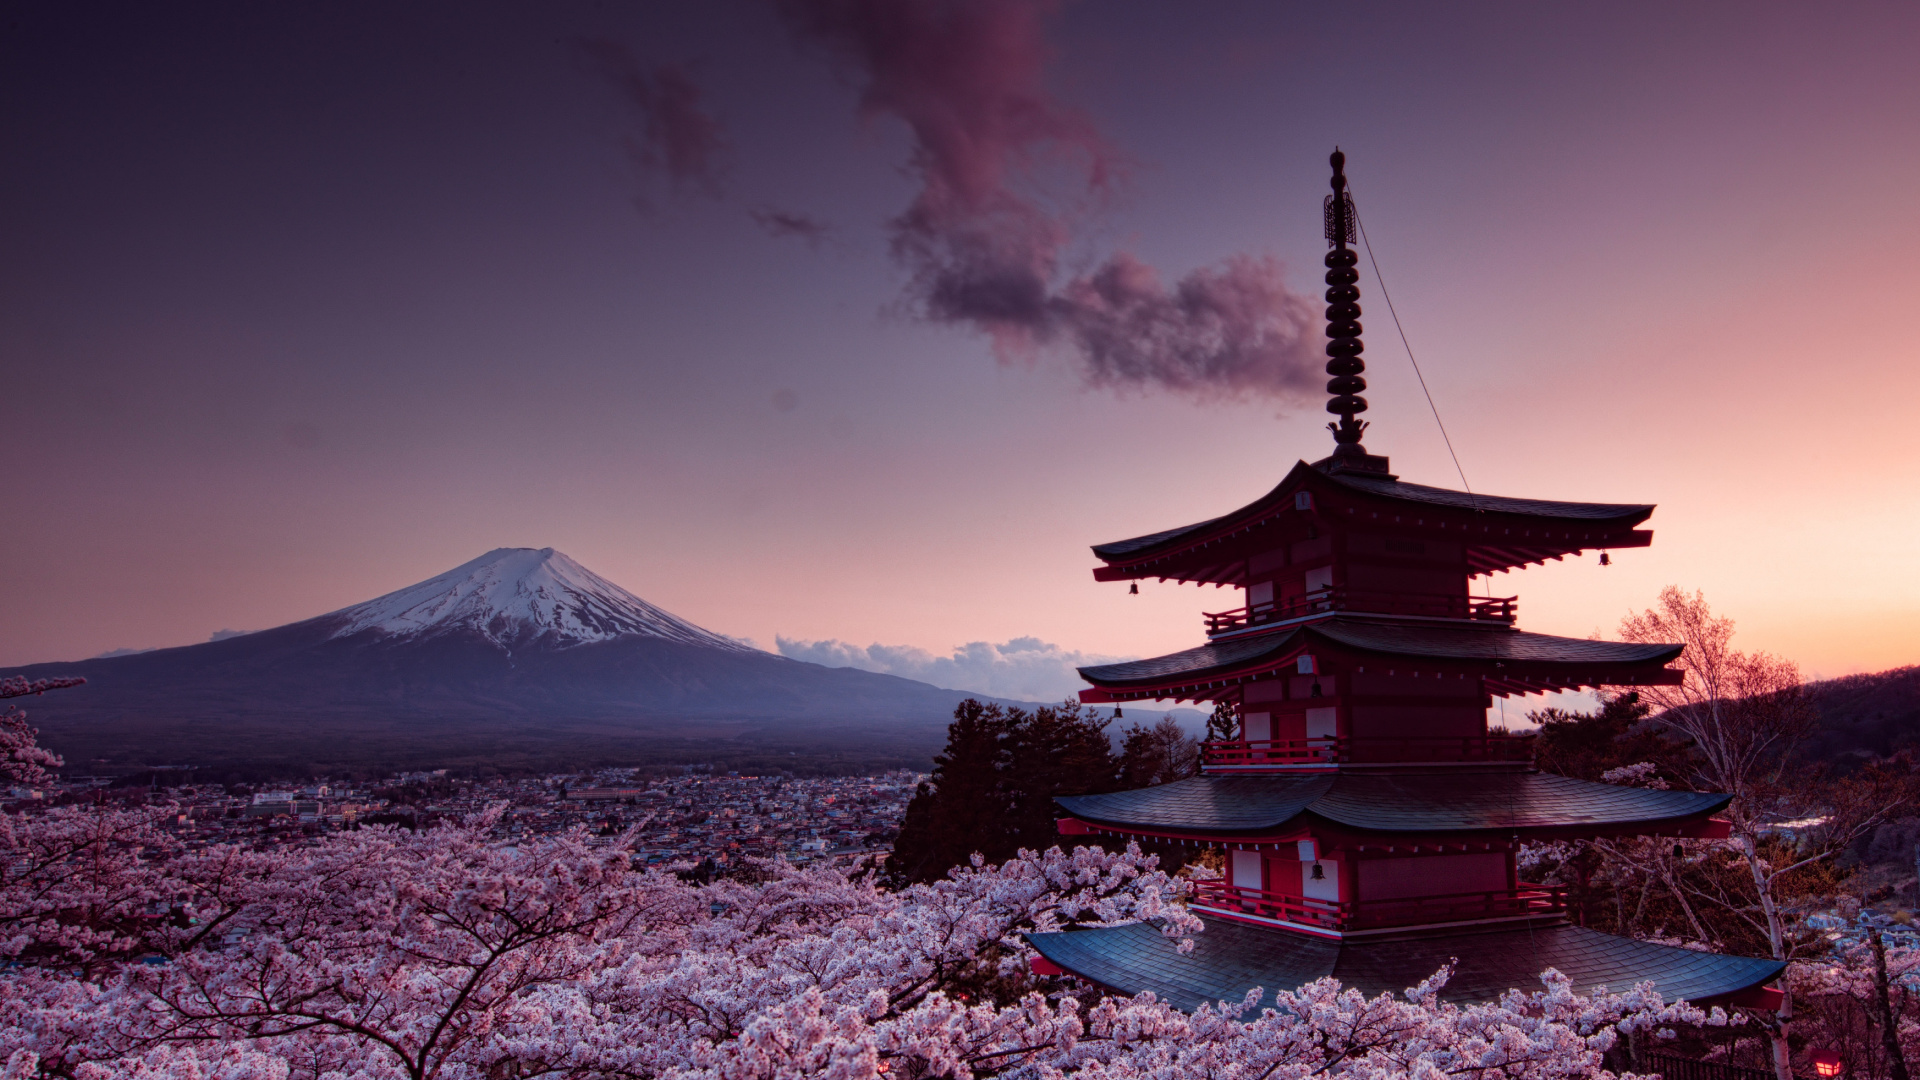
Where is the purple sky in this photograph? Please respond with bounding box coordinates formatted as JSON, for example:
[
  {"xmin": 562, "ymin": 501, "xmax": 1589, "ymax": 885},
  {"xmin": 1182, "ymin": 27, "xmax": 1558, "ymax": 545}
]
[{"xmin": 6, "ymin": 2, "xmax": 1919, "ymax": 697}]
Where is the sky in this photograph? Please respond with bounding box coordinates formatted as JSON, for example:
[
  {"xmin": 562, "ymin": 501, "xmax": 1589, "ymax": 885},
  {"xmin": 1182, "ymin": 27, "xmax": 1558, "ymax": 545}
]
[{"xmin": 5, "ymin": 1, "xmax": 1919, "ymax": 702}]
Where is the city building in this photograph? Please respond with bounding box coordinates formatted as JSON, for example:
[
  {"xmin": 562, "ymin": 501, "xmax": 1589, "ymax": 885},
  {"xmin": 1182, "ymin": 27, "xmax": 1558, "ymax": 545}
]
[{"xmin": 1028, "ymin": 152, "xmax": 1785, "ymax": 1010}]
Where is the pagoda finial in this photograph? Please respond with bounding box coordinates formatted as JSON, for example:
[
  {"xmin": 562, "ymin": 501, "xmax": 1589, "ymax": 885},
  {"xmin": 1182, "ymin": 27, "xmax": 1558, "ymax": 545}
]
[{"xmin": 1322, "ymin": 149, "xmax": 1372, "ymax": 465}]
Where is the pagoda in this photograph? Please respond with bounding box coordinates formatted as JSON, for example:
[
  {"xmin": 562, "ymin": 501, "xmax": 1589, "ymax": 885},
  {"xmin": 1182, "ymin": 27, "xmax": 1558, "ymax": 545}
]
[{"xmin": 1027, "ymin": 152, "xmax": 1784, "ymax": 1010}]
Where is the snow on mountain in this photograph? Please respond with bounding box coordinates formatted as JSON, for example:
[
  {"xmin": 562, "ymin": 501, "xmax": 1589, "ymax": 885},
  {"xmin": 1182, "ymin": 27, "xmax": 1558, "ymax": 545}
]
[{"xmin": 325, "ymin": 547, "xmax": 756, "ymax": 652}]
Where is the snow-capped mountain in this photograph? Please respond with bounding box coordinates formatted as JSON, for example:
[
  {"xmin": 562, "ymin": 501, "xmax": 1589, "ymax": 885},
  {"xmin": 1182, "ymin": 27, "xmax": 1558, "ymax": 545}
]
[
  {"xmin": 4, "ymin": 548, "xmax": 1004, "ymax": 773},
  {"xmin": 323, "ymin": 548, "xmax": 754, "ymax": 652}
]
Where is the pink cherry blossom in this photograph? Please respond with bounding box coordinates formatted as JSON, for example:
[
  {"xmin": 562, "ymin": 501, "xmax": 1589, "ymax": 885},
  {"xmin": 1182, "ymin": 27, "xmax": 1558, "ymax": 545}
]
[{"xmin": 0, "ymin": 800, "xmax": 1731, "ymax": 1080}]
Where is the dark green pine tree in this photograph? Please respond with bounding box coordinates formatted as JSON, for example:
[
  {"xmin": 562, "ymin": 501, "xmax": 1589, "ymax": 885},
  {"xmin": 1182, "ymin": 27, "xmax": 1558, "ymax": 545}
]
[
  {"xmin": 888, "ymin": 699, "xmax": 1016, "ymax": 884},
  {"xmin": 1530, "ymin": 691, "xmax": 1695, "ymax": 785},
  {"xmin": 1116, "ymin": 724, "xmax": 1162, "ymax": 790},
  {"xmin": 888, "ymin": 699, "xmax": 1119, "ymax": 884},
  {"xmin": 1115, "ymin": 715, "xmax": 1199, "ymax": 790},
  {"xmin": 1003, "ymin": 701, "xmax": 1121, "ymax": 853}
]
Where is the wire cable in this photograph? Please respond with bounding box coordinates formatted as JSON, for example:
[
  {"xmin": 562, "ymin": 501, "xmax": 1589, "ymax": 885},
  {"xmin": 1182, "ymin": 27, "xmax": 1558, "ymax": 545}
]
[
  {"xmin": 1354, "ymin": 185, "xmax": 1536, "ymax": 965},
  {"xmin": 1350, "ymin": 203, "xmax": 1475, "ymax": 503}
]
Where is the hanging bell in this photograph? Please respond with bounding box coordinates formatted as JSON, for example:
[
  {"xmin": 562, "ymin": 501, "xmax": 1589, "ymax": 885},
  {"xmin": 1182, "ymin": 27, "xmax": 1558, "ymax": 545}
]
[
  {"xmin": 1113, "ymin": 707, "xmax": 1123, "ymax": 719},
  {"xmin": 1599, "ymin": 552, "xmax": 1611, "ymax": 566},
  {"xmin": 1310, "ymin": 862, "xmax": 1325, "ymax": 880},
  {"xmin": 1672, "ymin": 842, "xmax": 1684, "ymax": 860},
  {"xmin": 1129, "ymin": 583, "xmax": 1139, "ymax": 594}
]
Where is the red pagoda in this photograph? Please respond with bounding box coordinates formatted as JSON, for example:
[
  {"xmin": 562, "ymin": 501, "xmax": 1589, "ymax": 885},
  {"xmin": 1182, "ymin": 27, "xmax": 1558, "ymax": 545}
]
[{"xmin": 1027, "ymin": 152, "xmax": 1784, "ymax": 1010}]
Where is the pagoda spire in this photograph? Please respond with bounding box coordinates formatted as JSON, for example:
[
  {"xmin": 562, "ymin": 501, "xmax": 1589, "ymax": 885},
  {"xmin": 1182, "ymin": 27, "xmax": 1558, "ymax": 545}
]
[{"xmin": 1321, "ymin": 149, "xmax": 1384, "ymax": 473}]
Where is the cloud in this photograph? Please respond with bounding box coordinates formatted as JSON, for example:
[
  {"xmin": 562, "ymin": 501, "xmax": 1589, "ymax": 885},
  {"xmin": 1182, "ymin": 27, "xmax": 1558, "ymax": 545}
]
[
  {"xmin": 1054, "ymin": 253, "xmax": 1323, "ymax": 399},
  {"xmin": 751, "ymin": 207, "xmax": 834, "ymax": 246},
  {"xmin": 576, "ymin": 40, "xmax": 728, "ymax": 207},
  {"xmin": 777, "ymin": 0, "xmax": 1324, "ymax": 402},
  {"xmin": 96, "ymin": 629, "xmax": 251, "ymax": 658},
  {"xmin": 775, "ymin": 634, "xmax": 1126, "ymax": 702}
]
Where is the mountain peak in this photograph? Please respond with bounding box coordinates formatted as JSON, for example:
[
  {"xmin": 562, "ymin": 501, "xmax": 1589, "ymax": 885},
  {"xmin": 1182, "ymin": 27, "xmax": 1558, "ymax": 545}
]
[{"xmin": 324, "ymin": 547, "xmax": 754, "ymax": 652}]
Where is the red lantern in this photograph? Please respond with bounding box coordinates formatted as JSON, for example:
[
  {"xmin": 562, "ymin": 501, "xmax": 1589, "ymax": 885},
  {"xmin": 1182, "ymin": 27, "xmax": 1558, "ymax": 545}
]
[{"xmin": 1810, "ymin": 1049, "xmax": 1844, "ymax": 1078}]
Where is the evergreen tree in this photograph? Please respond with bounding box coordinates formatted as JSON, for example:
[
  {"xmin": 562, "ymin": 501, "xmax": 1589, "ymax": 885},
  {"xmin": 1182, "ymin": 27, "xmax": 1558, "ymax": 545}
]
[
  {"xmin": 1004, "ymin": 700, "xmax": 1120, "ymax": 852},
  {"xmin": 888, "ymin": 699, "xmax": 1118, "ymax": 884},
  {"xmin": 1530, "ymin": 691, "xmax": 1694, "ymax": 785},
  {"xmin": 1116, "ymin": 716, "xmax": 1199, "ymax": 789},
  {"xmin": 890, "ymin": 699, "xmax": 1013, "ymax": 884}
]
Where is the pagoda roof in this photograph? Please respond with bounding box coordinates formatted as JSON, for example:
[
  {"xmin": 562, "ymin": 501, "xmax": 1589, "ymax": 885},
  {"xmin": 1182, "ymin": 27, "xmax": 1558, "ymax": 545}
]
[
  {"xmin": 1321, "ymin": 470, "xmax": 1653, "ymax": 522},
  {"xmin": 1055, "ymin": 772, "xmax": 1729, "ymax": 838},
  {"xmin": 1027, "ymin": 918, "xmax": 1783, "ymax": 1011},
  {"xmin": 1076, "ymin": 617, "xmax": 1681, "ymax": 699},
  {"xmin": 1090, "ymin": 460, "xmax": 1655, "ymax": 580}
]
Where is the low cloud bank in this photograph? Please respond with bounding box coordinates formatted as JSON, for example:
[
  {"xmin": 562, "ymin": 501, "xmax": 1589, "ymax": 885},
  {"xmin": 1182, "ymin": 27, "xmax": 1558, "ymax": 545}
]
[
  {"xmin": 776, "ymin": 634, "xmax": 1126, "ymax": 703},
  {"xmin": 93, "ymin": 628, "xmax": 252, "ymax": 659}
]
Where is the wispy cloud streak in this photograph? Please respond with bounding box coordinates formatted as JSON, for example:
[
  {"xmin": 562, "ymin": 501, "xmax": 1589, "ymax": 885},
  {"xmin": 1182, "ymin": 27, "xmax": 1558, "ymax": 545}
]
[
  {"xmin": 778, "ymin": 0, "xmax": 1322, "ymax": 401},
  {"xmin": 751, "ymin": 207, "xmax": 835, "ymax": 247},
  {"xmin": 577, "ymin": 40, "xmax": 728, "ymax": 208}
]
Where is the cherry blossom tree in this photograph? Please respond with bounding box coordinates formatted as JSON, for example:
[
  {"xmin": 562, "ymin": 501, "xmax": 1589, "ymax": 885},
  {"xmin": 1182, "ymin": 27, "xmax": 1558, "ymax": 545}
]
[
  {"xmin": 0, "ymin": 667, "xmax": 1755, "ymax": 1079},
  {"xmin": 0, "ymin": 676, "xmax": 83, "ymax": 787},
  {"xmin": 0, "ymin": 805, "xmax": 182, "ymax": 974},
  {"xmin": 1788, "ymin": 929, "xmax": 1920, "ymax": 1079},
  {"xmin": 1619, "ymin": 587, "xmax": 1917, "ymax": 1080},
  {"xmin": 0, "ymin": 800, "xmax": 1742, "ymax": 1080}
]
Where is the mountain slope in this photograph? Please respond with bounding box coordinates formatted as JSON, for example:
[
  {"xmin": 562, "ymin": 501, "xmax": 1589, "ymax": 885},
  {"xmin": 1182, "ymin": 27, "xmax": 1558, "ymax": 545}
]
[
  {"xmin": 1804, "ymin": 665, "xmax": 1920, "ymax": 762},
  {"xmin": 1, "ymin": 549, "xmax": 1013, "ymax": 774}
]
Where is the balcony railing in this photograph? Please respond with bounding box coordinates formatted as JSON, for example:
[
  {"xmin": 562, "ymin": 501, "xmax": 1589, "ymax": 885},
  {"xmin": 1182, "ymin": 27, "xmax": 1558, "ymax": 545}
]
[
  {"xmin": 1188, "ymin": 879, "xmax": 1567, "ymax": 931},
  {"xmin": 1202, "ymin": 734, "xmax": 1536, "ymax": 768},
  {"xmin": 1203, "ymin": 588, "xmax": 1516, "ymax": 635}
]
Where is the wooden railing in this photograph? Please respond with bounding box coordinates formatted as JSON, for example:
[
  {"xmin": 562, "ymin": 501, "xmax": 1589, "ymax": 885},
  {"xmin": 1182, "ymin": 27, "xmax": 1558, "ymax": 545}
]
[
  {"xmin": 1202, "ymin": 734, "xmax": 1536, "ymax": 767},
  {"xmin": 1204, "ymin": 589, "xmax": 1516, "ymax": 634},
  {"xmin": 1189, "ymin": 879, "xmax": 1567, "ymax": 931}
]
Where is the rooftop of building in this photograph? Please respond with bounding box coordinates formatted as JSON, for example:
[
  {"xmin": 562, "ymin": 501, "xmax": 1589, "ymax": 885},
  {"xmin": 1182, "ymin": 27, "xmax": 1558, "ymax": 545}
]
[
  {"xmin": 1076, "ymin": 616, "xmax": 1682, "ymax": 694},
  {"xmin": 1027, "ymin": 917, "xmax": 1783, "ymax": 1011},
  {"xmin": 1055, "ymin": 771, "xmax": 1729, "ymax": 838},
  {"xmin": 1091, "ymin": 460, "xmax": 1656, "ymax": 568}
]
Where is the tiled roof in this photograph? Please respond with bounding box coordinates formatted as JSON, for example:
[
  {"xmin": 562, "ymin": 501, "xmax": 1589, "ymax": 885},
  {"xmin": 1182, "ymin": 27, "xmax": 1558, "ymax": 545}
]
[
  {"xmin": 1312, "ymin": 772, "xmax": 1729, "ymax": 832},
  {"xmin": 1078, "ymin": 631, "xmax": 1306, "ymax": 686},
  {"xmin": 1055, "ymin": 773, "xmax": 1730, "ymax": 835},
  {"xmin": 1076, "ymin": 619, "xmax": 1680, "ymax": 688},
  {"xmin": 1311, "ymin": 621, "xmax": 1682, "ymax": 665},
  {"xmin": 1061, "ymin": 775, "xmax": 1336, "ymax": 832},
  {"xmin": 1090, "ymin": 461, "xmax": 1654, "ymax": 562},
  {"xmin": 1027, "ymin": 918, "xmax": 1783, "ymax": 1011},
  {"xmin": 1322, "ymin": 472, "xmax": 1653, "ymax": 521},
  {"xmin": 1092, "ymin": 516, "xmax": 1231, "ymax": 559}
]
